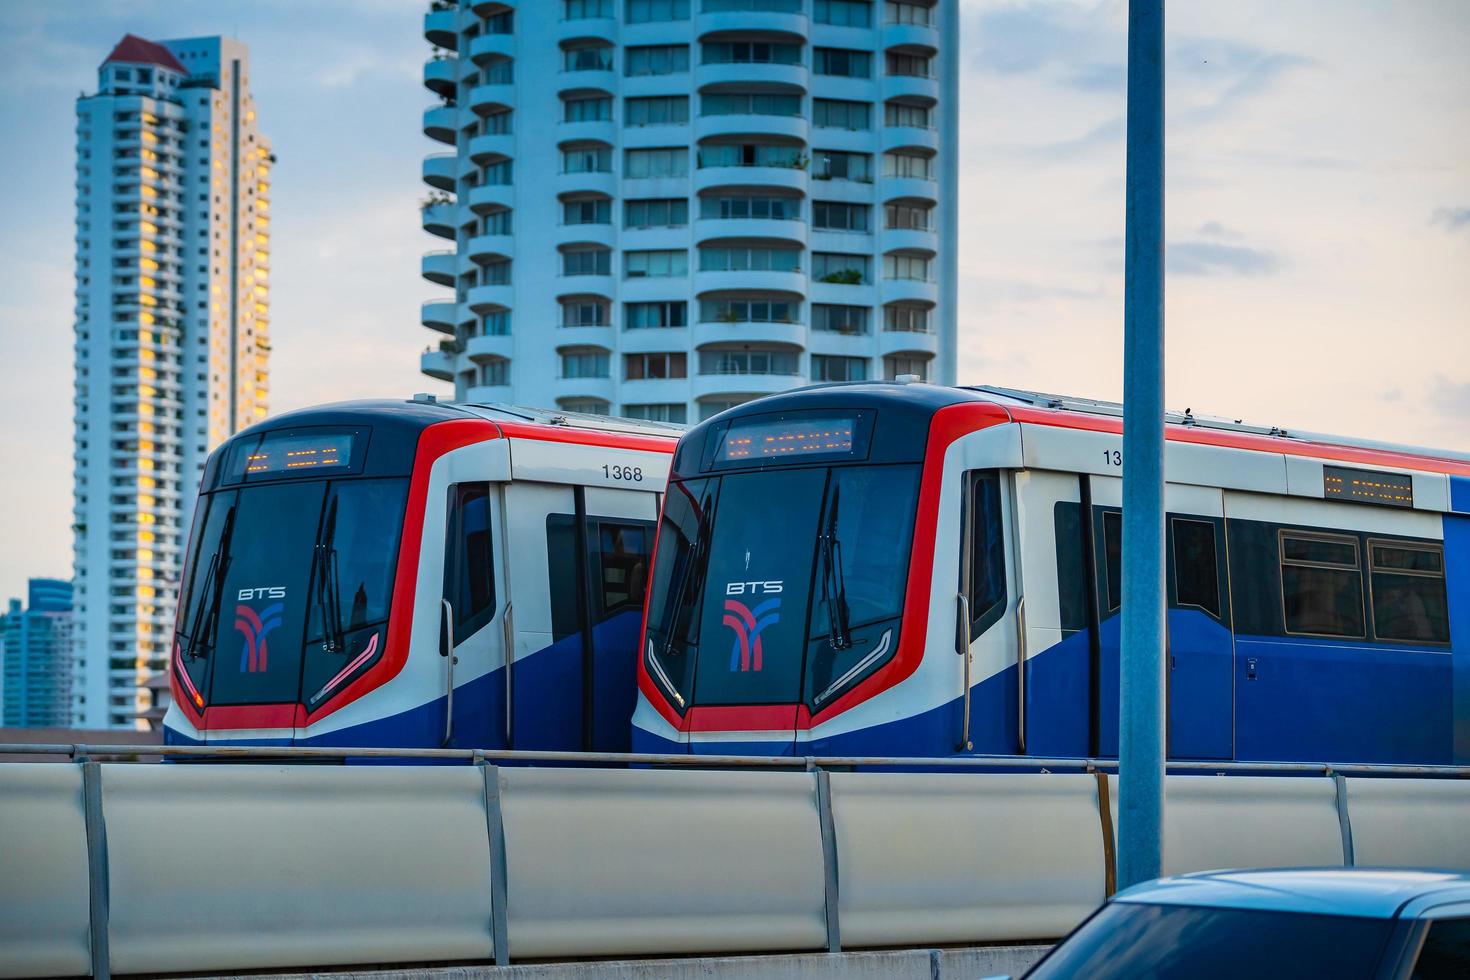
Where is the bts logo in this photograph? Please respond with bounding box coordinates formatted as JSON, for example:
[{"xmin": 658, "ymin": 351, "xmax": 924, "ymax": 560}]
[
  {"xmin": 239, "ymin": 586, "xmax": 286, "ymax": 601},
  {"xmin": 724, "ymin": 597, "xmax": 781, "ymax": 673},
  {"xmin": 235, "ymin": 602, "xmax": 284, "ymax": 673},
  {"xmin": 725, "ymin": 581, "xmax": 784, "ymax": 596}
]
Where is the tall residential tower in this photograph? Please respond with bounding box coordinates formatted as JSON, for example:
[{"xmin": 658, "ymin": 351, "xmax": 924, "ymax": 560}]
[
  {"xmin": 1, "ymin": 580, "xmax": 74, "ymax": 728},
  {"xmin": 419, "ymin": 0, "xmax": 957, "ymax": 422},
  {"xmin": 72, "ymin": 35, "xmax": 272, "ymax": 728}
]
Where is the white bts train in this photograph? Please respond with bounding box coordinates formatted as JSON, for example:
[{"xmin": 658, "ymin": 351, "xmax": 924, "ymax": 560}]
[
  {"xmin": 634, "ymin": 382, "xmax": 1470, "ymax": 765},
  {"xmin": 164, "ymin": 398, "xmax": 678, "ymax": 751}
]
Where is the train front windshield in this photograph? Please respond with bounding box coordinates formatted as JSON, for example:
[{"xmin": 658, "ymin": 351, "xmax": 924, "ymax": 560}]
[
  {"xmin": 172, "ymin": 430, "xmax": 408, "ymax": 717},
  {"xmin": 644, "ymin": 411, "xmax": 921, "ymax": 714}
]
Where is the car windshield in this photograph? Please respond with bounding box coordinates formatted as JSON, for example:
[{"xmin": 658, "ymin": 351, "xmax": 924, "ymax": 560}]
[
  {"xmin": 643, "ymin": 463, "xmax": 920, "ymax": 712},
  {"xmin": 1026, "ymin": 901, "xmax": 1395, "ymax": 980}
]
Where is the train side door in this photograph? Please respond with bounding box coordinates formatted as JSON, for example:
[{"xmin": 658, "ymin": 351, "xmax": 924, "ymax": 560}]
[
  {"xmin": 440, "ymin": 481, "xmax": 510, "ymax": 749},
  {"xmin": 1163, "ymin": 490, "xmax": 1233, "ymax": 760}
]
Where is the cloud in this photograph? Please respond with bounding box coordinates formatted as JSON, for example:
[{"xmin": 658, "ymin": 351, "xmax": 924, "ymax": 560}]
[
  {"xmin": 970, "ymin": 2, "xmax": 1111, "ymax": 77},
  {"xmin": 1431, "ymin": 206, "xmax": 1470, "ymax": 234},
  {"xmin": 1025, "ymin": 115, "xmax": 1126, "ymax": 160},
  {"xmin": 1198, "ymin": 221, "xmax": 1243, "ymax": 239},
  {"xmin": 1428, "ymin": 377, "xmax": 1470, "ymax": 415},
  {"xmin": 1171, "ymin": 39, "xmax": 1317, "ymax": 125},
  {"xmin": 1168, "ymin": 241, "xmax": 1282, "ymax": 277},
  {"xmin": 1066, "ymin": 62, "xmax": 1125, "ymax": 93}
]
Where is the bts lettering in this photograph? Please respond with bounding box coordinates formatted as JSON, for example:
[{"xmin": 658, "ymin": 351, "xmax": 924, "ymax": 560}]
[
  {"xmin": 238, "ymin": 586, "xmax": 287, "ymax": 601},
  {"xmin": 726, "ymin": 581, "xmax": 783, "ymax": 596}
]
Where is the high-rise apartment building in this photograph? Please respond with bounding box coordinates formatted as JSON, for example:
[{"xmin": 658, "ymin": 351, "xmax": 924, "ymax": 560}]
[
  {"xmin": 419, "ymin": 0, "xmax": 957, "ymax": 422},
  {"xmin": 1, "ymin": 580, "xmax": 75, "ymax": 728},
  {"xmin": 72, "ymin": 35, "xmax": 272, "ymax": 728}
]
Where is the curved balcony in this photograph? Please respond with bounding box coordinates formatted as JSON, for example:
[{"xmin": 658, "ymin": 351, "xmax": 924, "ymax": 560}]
[
  {"xmin": 620, "ymin": 275, "xmax": 690, "ymax": 303},
  {"xmin": 555, "ymin": 169, "xmax": 616, "ymax": 199},
  {"xmin": 421, "ymin": 299, "xmax": 457, "ymax": 334},
  {"xmin": 693, "ymin": 269, "xmax": 806, "ymax": 297},
  {"xmin": 468, "ymin": 182, "xmax": 515, "ymax": 212},
  {"xmin": 557, "ymin": 118, "xmax": 617, "ymax": 146},
  {"xmin": 808, "ymin": 280, "xmax": 877, "ymax": 308},
  {"xmin": 467, "ymin": 132, "xmax": 515, "ymax": 164},
  {"xmin": 422, "ymin": 250, "xmax": 457, "ymax": 287},
  {"xmin": 882, "ymin": 74, "xmax": 940, "ymax": 105},
  {"xmin": 422, "ymin": 153, "xmax": 458, "ymax": 192},
  {"xmin": 420, "ymin": 202, "xmax": 457, "ymax": 239},
  {"xmin": 466, "ymin": 383, "xmax": 515, "ymax": 404},
  {"xmin": 555, "ymin": 325, "xmax": 614, "ymax": 350},
  {"xmin": 423, "ymin": 9, "xmax": 459, "ymax": 51},
  {"xmin": 562, "ymin": 67, "xmax": 617, "ymax": 93},
  {"xmin": 695, "ymin": 112, "xmax": 807, "ymax": 144},
  {"xmin": 470, "ymin": 0, "xmax": 517, "ymax": 13},
  {"xmin": 695, "ymin": 61, "xmax": 808, "ymax": 92},
  {"xmin": 879, "ymin": 175, "xmax": 938, "ymax": 204},
  {"xmin": 882, "ymin": 21, "xmax": 941, "ymax": 55},
  {"xmin": 879, "ymin": 277, "xmax": 940, "ymax": 306},
  {"xmin": 696, "ymin": 10, "xmax": 808, "ymax": 39},
  {"xmin": 806, "ymin": 328, "xmax": 872, "ymax": 355},
  {"xmin": 466, "ymin": 284, "xmax": 515, "ymax": 312},
  {"xmin": 420, "ymin": 348, "xmax": 455, "ymax": 381},
  {"xmin": 469, "ymin": 82, "xmax": 516, "ymax": 116},
  {"xmin": 882, "ymin": 125, "xmax": 940, "ymax": 154},
  {"xmin": 619, "ymin": 378, "xmax": 692, "ymax": 404},
  {"xmin": 466, "ymin": 333, "xmax": 515, "ymax": 363},
  {"xmin": 692, "ymin": 372, "xmax": 803, "ymax": 401},
  {"xmin": 552, "ymin": 376, "xmax": 614, "ymax": 404},
  {"xmin": 466, "ymin": 232, "xmax": 514, "ymax": 263},
  {"xmin": 468, "ymin": 33, "xmax": 515, "ymax": 65},
  {"xmin": 423, "ymin": 105, "xmax": 458, "ymax": 145},
  {"xmin": 880, "ymin": 227, "xmax": 939, "ymax": 254},
  {"xmin": 694, "ymin": 319, "xmax": 806, "ymax": 349},
  {"xmin": 693, "ymin": 217, "xmax": 806, "ymax": 246},
  {"xmin": 694, "ymin": 164, "xmax": 807, "ymax": 196},
  {"xmin": 423, "ymin": 58, "xmax": 458, "ymax": 97},
  {"xmin": 879, "ymin": 328, "xmax": 939, "ymax": 358},
  {"xmin": 556, "ymin": 16, "xmax": 617, "ymax": 44},
  {"xmin": 556, "ymin": 273, "xmax": 615, "ymax": 300},
  {"xmin": 555, "ymin": 221, "xmax": 614, "ymax": 249}
]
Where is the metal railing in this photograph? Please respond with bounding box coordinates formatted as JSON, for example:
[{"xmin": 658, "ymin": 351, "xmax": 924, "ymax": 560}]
[{"xmin": 2, "ymin": 742, "xmax": 1467, "ymax": 776}]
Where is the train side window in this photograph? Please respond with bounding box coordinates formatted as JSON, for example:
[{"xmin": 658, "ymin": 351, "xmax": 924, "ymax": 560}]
[
  {"xmin": 1368, "ymin": 540, "xmax": 1449, "ymax": 644},
  {"xmin": 444, "ymin": 483, "xmax": 496, "ymax": 639},
  {"xmin": 965, "ymin": 471, "xmax": 1006, "ymax": 637},
  {"xmin": 1279, "ymin": 531, "xmax": 1364, "ymax": 638},
  {"xmin": 1172, "ymin": 518, "xmax": 1221, "ymax": 618},
  {"xmin": 589, "ymin": 520, "xmax": 652, "ymax": 620},
  {"xmin": 1103, "ymin": 511, "xmax": 1122, "ymax": 612}
]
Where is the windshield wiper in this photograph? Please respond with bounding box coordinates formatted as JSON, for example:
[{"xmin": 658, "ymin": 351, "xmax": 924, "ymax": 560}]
[
  {"xmin": 313, "ymin": 497, "xmax": 346, "ymax": 655},
  {"xmin": 187, "ymin": 504, "xmax": 237, "ymax": 662},
  {"xmin": 819, "ymin": 485, "xmax": 852, "ymax": 651},
  {"xmin": 662, "ymin": 488, "xmax": 714, "ymax": 663}
]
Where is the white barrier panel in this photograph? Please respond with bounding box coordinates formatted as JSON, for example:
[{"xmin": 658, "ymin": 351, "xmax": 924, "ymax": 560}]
[
  {"xmin": 103, "ymin": 764, "xmax": 495, "ymax": 975},
  {"xmin": 1347, "ymin": 778, "xmax": 1470, "ymax": 870},
  {"xmin": 831, "ymin": 773, "xmax": 1105, "ymax": 947},
  {"xmin": 1107, "ymin": 775, "xmax": 1344, "ymax": 876},
  {"xmin": 500, "ymin": 767, "xmax": 827, "ymax": 958},
  {"xmin": 0, "ymin": 765, "xmax": 91, "ymax": 979}
]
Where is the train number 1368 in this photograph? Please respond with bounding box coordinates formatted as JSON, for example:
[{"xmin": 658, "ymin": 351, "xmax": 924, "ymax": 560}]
[{"xmin": 602, "ymin": 464, "xmax": 644, "ymax": 482}]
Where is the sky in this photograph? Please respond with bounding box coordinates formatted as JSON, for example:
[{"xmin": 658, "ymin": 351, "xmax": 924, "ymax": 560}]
[{"xmin": 0, "ymin": 0, "xmax": 1467, "ymax": 599}]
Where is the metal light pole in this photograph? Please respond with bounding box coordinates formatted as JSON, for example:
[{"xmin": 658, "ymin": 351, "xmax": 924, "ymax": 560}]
[{"xmin": 1117, "ymin": 0, "xmax": 1167, "ymax": 890}]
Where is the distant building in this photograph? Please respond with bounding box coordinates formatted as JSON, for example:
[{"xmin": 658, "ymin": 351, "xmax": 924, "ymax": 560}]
[
  {"xmin": 418, "ymin": 0, "xmax": 959, "ymax": 421},
  {"xmin": 1, "ymin": 580, "xmax": 75, "ymax": 728},
  {"xmin": 72, "ymin": 35, "xmax": 272, "ymax": 728}
]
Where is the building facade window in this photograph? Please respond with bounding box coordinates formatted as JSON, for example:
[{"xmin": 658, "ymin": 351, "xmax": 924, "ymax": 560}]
[
  {"xmin": 563, "ymin": 95, "xmax": 612, "ymax": 122},
  {"xmin": 885, "ymin": 1, "xmax": 934, "ymax": 26},
  {"xmin": 625, "ymin": 147, "xmax": 689, "ymax": 178},
  {"xmin": 814, "ymin": 48, "xmax": 872, "ymax": 78},
  {"xmin": 813, "ymin": 201, "xmax": 870, "ymax": 232},
  {"xmin": 623, "ymin": 403, "xmax": 688, "ymax": 423},
  {"xmin": 625, "ymin": 44, "xmax": 690, "ymax": 76},
  {"xmin": 885, "ymin": 101, "xmax": 932, "ymax": 128},
  {"xmin": 481, "ymin": 358, "xmax": 510, "ymax": 386},
  {"xmin": 812, "ymin": 354, "xmax": 868, "ymax": 382},
  {"xmin": 812, "ymin": 252, "xmax": 870, "ymax": 284},
  {"xmin": 561, "ymin": 349, "xmax": 610, "ymax": 378},
  {"xmin": 562, "ymin": 247, "xmax": 612, "ymax": 276},
  {"xmin": 699, "ymin": 194, "xmax": 799, "ymax": 219},
  {"xmin": 626, "ymin": 0, "xmax": 690, "ymax": 24},
  {"xmin": 564, "ymin": 43, "xmax": 613, "ymax": 72},
  {"xmin": 885, "ymin": 202, "xmax": 933, "ymax": 230},
  {"xmin": 699, "ymin": 348, "xmax": 800, "ymax": 375},
  {"xmin": 562, "ymin": 144, "xmax": 612, "ymax": 173},
  {"xmin": 625, "ymin": 301, "xmax": 688, "ymax": 328},
  {"xmin": 625, "ymin": 351, "xmax": 688, "ymax": 379},
  {"xmin": 812, "ymin": 304, "xmax": 869, "ymax": 334},
  {"xmin": 625, "ymin": 95, "xmax": 690, "ymax": 127},
  {"xmin": 698, "ymin": 142, "xmax": 803, "ymax": 168},
  {"xmin": 884, "ymin": 354, "xmax": 930, "ymax": 380},
  {"xmin": 563, "ymin": 0, "xmax": 613, "ymax": 19},
  {"xmin": 702, "ymin": 92, "xmax": 802, "ymax": 117},
  {"xmin": 703, "ymin": 0, "xmax": 802, "ymax": 11},
  {"xmin": 814, "ymin": 0, "xmax": 873, "ymax": 28},
  {"xmin": 563, "ymin": 197, "xmax": 612, "ymax": 225},
  {"xmin": 700, "ymin": 297, "xmax": 796, "ymax": 323},
  {"xmin": 813, "ymin": 98, "xmax": 872, "ymax": 130},
  {"xmin": 886, "ymin": 52, "xmax": 933, "ymax": 77},
  {"xmin": 698, "ymin": 245, "xmax": 801, "ymax": 272},
  {"xmin": 559, "ymin": 397, "xmax": 610, "ymax": 414},
  {"xmin": 813, "ymin": 149, "xmax": 871, "ymax": 181},
  {"xmin": 883, "ymin": 252, "xmax": 931, "ymax": 280},
  {"xmin": 625, "ymin": 198, "xmax": 689, "ymax": 228},
  {"xmin": 884, "ymin": 303, "xmax": 931, "ymax": 333},
  {"xmin": 703, "ymin": 41, "xmax": 801, "ymax": 65},
  {"xmin": 625, "ymin": 249, "xmax": 688, "ymax": 278},
  {"xmin": 562, "ymin": 298, "xmax": 611, "ymax": 327}
]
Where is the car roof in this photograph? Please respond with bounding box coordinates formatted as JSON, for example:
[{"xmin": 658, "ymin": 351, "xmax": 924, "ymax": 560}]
[{"xmin": 1113, "ymin": 868, "xmax": 1470, "ymax": 919}]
